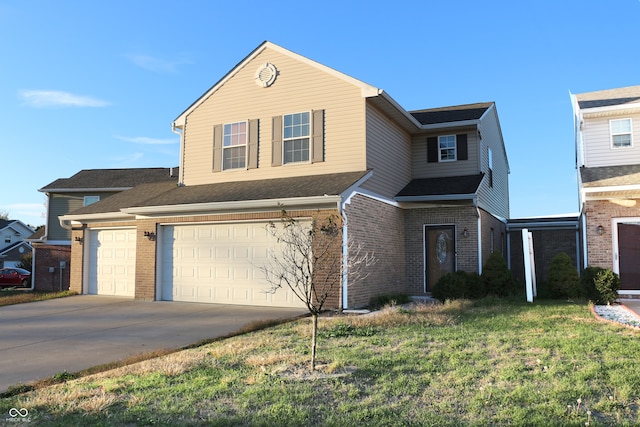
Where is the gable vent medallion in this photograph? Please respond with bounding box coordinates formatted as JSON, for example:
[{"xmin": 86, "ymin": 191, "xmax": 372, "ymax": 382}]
[{"xmin": 255, "ymin": 63, "xmax": 277, "ymax": 88}]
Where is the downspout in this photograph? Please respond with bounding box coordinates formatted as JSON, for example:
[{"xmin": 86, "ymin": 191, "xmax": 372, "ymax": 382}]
[
  {"xmin": 339, "ymin": 197, "xmax": 349, "ymax": 310},
  {"xmin": 476, "ymin": 202, "xmax": 482, "ymax": 275},
  {"xmin": 29, "ymin": 244, "xmax": 36, "ymax": 291},
  {"xmin": 172, "ymin": 122, "xmax": 185, "ymax": 185}
]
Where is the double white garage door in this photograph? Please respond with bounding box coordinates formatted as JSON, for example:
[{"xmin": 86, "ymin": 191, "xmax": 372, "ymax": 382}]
[{"xmin": 87, "ymin": 223, "xmax": 305, "ymax": 308}]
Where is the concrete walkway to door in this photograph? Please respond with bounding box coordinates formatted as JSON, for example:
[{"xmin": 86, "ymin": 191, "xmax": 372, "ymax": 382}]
[{"xmin": 0, "ymin": 295, "xmax": 307, "ymax": 393}]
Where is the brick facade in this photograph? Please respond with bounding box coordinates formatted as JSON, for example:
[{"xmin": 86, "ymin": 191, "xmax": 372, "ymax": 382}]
[
  {"xmin": 32, "ymin": 243, "xmax": 71, "ymax": 291},
  {"xmin": 405, "ymin": 205, "xmax": 479, "ymax": 294},
  {"xmin": 584, "ymin": 199, "xmax": 640, "ymax": 269},
  {"xmin": 344, "ymin": 194, "xmax": 406, "ymax": 308}
]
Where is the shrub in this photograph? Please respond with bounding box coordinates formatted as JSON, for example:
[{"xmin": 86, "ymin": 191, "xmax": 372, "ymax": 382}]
[
  {"xmin": 594, "ymin": 269, "xmax": 620, "ymax": 305},
  {"xmin": 431, "ymin": 271, "xmax": 470, "ymax": 302},
  {"xmin": 482, "ymin": 252, "xmax": 518, "ymax": 297},
  {"xmin": 465, "ymin": 272, "xmax": 486, "ymax": 300},
  {"xmin": 579, "ymin": 266, "xmax": 605, "ymax": 302},
  {"xmin": 545, "ymin": 252, "xmax": 580, "ymax": 299}
]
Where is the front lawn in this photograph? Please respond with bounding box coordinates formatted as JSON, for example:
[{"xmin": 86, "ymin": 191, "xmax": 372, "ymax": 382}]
[
  {"xmin": 0, "ymin": 289, "xmax": 76, "ymax": 307},
  {"xmin": 2, "ymin": 299, "xmax": 639, "ymax": 426}
]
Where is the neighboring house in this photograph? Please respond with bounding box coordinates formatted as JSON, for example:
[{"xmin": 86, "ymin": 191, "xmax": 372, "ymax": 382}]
[
  {"xmin": 572, "ymin": 85, "xmax": 640, "ymax": 296},
  {"xmin": 29, "ymin": 168, "xmax": 179, "ymax": 291},
  {"xmin": 0, "ymin": 219, "xmax": 34, "ymax": 268},
  {"xmin": 60, "ymin": 41, "xmax": 510, "ymax": 309}
]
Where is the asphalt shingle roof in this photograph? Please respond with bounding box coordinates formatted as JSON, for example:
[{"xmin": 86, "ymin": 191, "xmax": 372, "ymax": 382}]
[
  {"xmin": 580, "ymin": 165, "xmax": 640, "ymax": 187},
  {"xmin": 409, "ymin": 102, "xmax": 493, "ymax": 125},
  {"xmin": 67, "ymin": 171, "xmax": 369, "ymax": 215},
  {"xmin": 40, "ymin": 167, "xmax": 179, "ymax": 191},
  {"xmin": 396, "ymin": 174, "xmax": 484, "ymax": 198},
  {"xmin": 576, "ymin": 85, "xmax": 640, "ymax": 109}
]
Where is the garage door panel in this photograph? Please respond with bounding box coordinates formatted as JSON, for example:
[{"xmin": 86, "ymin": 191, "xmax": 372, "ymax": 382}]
[
  {"xmin": 161, "ymin": 223, "xmax": 306, "ymax": 308},
  {"xmin": 88, "ymin": 228, "xmax": 136, "ymax": 297}
]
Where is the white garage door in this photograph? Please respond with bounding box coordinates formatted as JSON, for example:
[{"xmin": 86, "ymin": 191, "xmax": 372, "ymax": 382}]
[
  {"xmin": 161, "ymin": 222, "xmax": 306, "ymax": 308},
  {"xmin": 87, "ymin": 228, "xmax": 136, "ymax": 297}
]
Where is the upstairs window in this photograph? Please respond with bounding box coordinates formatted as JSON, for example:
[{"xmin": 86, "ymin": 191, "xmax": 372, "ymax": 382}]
[
  {"xmin": 438, "ymin": 135, "xmax": 457, "ymax": 161},
  {"xmin": 283, "ymin": 112, "xmax": 310, "ymax": 164},
  {"xmin": 222, "ymin": 121, "xmax": 247, "ymax": 170},
  {"xmin": 610, "ymin": 118, "xmax": 632, "ymax": 148},
  {"xmin": 83, "ymin": 196, "xmax": 100, "ymax": 206},
  {"xmin": 427, "ymin": 134, "xmax": 468, "ymax": 163},
  {"xmin": 488, "ymin": 147, "xmax": 494, "ymax": 188}
]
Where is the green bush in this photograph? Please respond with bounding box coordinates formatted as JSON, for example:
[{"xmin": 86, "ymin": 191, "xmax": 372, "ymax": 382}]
[
  {"xmin": 465, "ymin": 272, "xmax": 486, "ymax": 300},
  {"xmin": 579, "ymin": 266, "xmax": 605, "ymax": 302},
  {"xmin": 594, "ymin": 269, "xmax": 620, "ymax": 305},
  {"xmin": 482, "ymin": 252, "xmax": 518, "ymax": 297},
  {"xmin": 431, "ymin": 271, "xmax": 470, "ymax": 302},
  {"xmin": 545, "ymin": 252, "xmax": 580, "ymax": 299}
]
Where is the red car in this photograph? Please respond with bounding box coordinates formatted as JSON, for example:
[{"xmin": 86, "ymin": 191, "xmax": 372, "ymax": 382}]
[{"xmin": 0, "ymin": 268, "xmax": 31, "ymax": 287}]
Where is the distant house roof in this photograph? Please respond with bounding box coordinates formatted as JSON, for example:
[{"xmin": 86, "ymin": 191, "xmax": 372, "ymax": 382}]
[
  {"xmin": 580, "ymin": 165, "xmax": 640, "ymax": 187},
  {"xmin": 396, "ymin": 174, "xmax": 484, "ymax": 199},
  {"xmin": 409, "ymin": 102, "xmax": 493, "ymax": 125},
  {"xmin": 575, "ymin": 85, "xmax": 640, "ymax": 109},
  {"xmin": 39, "ymin": 167, "xmax": 179, "ymax": 192},
  {"xmin": 0, "ymin": 219, "xmax": 34, "ymax": 234},
  {"xmin": 65, "ymin": 171, "xmax": 370, "ymax": 216}
]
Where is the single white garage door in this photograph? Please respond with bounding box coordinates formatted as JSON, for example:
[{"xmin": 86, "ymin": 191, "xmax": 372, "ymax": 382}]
[
  {"xmin": 87, "ymin": 228, "xmax": 136, "ymax": 297},
  {"xmin": 161, "ymin": 222, "xmax": 306, "ymax": 308}
]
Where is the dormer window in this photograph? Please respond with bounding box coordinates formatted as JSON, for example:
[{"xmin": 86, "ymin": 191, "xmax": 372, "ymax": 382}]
[
  {"xmin": 438, "ymin": 135, "xmax": 457, "ymax": 162},
  {"xmin": 610, "ymin": 118, "xmax": 632, "ymax": 148}
]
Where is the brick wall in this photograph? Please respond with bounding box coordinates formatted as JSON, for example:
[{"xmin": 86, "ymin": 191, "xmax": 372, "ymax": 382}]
[
  {"xmin": 479, "ymin": 210, "xmax": 508, "ymax": 269},
  {"xmin": 32, "ymin": 243, "xmax": 71, "ymax": 291},
  {"xmin": 344, "ymin": 194, "xmax": 406, "ymax": 308},
  {"xmin": 135, "ymin": 219, "xmax": 159, "ymax": 301},
  {"xmin": 404, "ymin": 206, "xmax": 479, "ymax": 295},
  {"xmin": 584, "ymin": 199, "xmax": 640, "ymax": 269}
]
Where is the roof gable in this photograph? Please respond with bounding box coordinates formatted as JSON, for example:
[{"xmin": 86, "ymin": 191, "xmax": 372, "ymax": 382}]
[{"xmin": 172, "ymin": 41, "xmax": 380, "ymax": 127}]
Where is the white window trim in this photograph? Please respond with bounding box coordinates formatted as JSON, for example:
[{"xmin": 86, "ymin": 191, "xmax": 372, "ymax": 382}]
[
  {"xmin": 438, "ymin": 134, "xmax": 457, "ymax": 162},
  {"xmin": 282, "ymin": 111, "xmax": 312, "ymax": 165},
  {"xmin": 222, "ymin": 120, "xmax": 248, "ymax": 171},
  {"xmin": 609, "ymin": 118, "xmax": 633, "ymax": 149}
]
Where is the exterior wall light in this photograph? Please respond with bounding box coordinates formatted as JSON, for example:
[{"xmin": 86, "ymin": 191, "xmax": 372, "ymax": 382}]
[
  {"xmin": 596, "ymin": 225, "xmax": 604, "ymax": 235},
  {"xmin": 462, "ymin": 228, "xmax": 469, "ymax": 238}
]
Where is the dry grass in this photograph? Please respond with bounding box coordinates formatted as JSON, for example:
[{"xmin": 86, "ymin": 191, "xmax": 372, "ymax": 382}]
[{"xmin": 0, "ymin": 290, "xmax": 77, "ymax": 307}]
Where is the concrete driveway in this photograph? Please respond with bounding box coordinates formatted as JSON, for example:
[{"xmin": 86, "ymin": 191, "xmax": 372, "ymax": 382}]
[{"xmin": 0, "ymin": 295, "xmax": 306, "ymax": 392}]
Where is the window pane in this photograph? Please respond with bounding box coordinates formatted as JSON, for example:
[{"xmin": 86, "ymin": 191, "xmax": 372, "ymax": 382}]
[
  {"xmin": 613, "ymin": 134, "xmax": 631, "ymax": 147},
  {"xmin": 284, "ymin": 138, "xmax": 309, "ymax": 163},
  {"xmin": 223, "ymin": 121, "xmax": 247, "ymax": 147},
  {"xmin": 223, "ymin": 146, "xmax": 246, "ymax": 170},
  {"xmin": 612, "ymin": 119, "xmax": 631, "ymax": 133}
]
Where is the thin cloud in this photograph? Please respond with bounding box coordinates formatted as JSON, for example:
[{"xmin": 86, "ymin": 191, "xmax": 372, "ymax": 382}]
[
  {"xmin": 115, "ymin": 135, "xmax": 178, "ymax": 145},
  {"xmin": 126, "ymin": 53, "xmax": 192, "ymax": 73},
  {"xmin": 20, "ymin": 90, "xmax": 110, "ymax": 108}
]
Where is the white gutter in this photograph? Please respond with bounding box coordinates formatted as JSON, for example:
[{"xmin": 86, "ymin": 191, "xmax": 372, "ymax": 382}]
[
  {"xmin": 395, "ymin": 194, "xmax": 477, "ymax": 203},
  {"xmin": 38, "ymin": 187, "xmax": 131, "ymax": 193},
  {"xmin": 59, "ymin": 211, "xmax": 132, "ymax": 226},
  {"xmin": 121, "ymin": 195, "xmax": 342, "ymax": 217},
  {"xmin": 476, "ymin": 203, "xmax": 482, "ymax": 275}
]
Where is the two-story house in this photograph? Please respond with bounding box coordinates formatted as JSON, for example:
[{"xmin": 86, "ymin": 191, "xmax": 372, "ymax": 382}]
[
  {"xmin": 0, "ymin": 219, "xmax": 34, "ymax": 268},
  {"xmin": 30, "ymin": 168, "xmax": 179, "ymax": 290},
  {"xmin": 60, "ymin": 41, "xmax": 510, "ymax": 309},
  {"xmin": 572, "ymin": 85, "xmax": 640, "ymax": 296}
]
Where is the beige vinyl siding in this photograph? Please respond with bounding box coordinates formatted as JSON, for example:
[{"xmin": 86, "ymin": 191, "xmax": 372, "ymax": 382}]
[
  {"xmin": 411, "ymin": 128, "xmax": 479, "ymax": 179},
  {"xmin": 182, "ymin": 48, "xmax": 367, "ymax": 186},
  {"xmin": 476, "ymin": 109, "xmax": 509, "ymax": 219},
  {"xmin": 361, "ymin": 104, "xmax": 412, "ymax": 198},
  {"xmin": 582, "ymin": 112, "xmax": 640, "ymax": 167}
]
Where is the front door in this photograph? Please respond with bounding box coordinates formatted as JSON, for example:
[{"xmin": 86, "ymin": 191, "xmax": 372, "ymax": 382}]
[
  {"xmin": 618, "ymin": 223, "xmax": 640, "ymax": 290},
  {"xmin": 425, "ymin": 225, "xmax": 455, "ymax": 292}
]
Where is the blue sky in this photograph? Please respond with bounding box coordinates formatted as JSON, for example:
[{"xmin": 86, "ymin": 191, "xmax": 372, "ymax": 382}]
[{"xmin": 1, "ymin": 0, "xmax": 639, "ymax": 227}]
